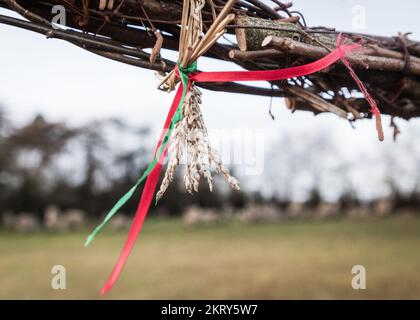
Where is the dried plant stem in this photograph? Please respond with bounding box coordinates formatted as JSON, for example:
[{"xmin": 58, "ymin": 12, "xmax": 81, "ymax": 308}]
[
  {"xmin": 157, "ymin": 83, "xmax": 240, "ymax": 202},
  {"xmin": 155, "ymin": 120, "xmax": 186, "ymax": 202},
  {"xmin": 156, "ymin": 0, "xmax": 241, "ymax": 201},
  {"xmin": 159, "ymin": 0, "xmax": 236, "ymax": 91}
]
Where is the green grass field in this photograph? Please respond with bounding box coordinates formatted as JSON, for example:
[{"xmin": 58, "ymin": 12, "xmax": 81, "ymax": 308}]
[{"xmin": 1, "ymin": 215, "xmax": 420, "ymax": 299}]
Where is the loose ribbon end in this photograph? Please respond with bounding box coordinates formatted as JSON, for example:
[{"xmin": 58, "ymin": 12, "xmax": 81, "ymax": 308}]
[
  {"xmin": 84, "ymin": 234, "xmax": 94, "ymax": 247},
  {"xmin": 339, "ymin": 49, "xmax": 385, "ymax": 142},
  {"xmin": 100, "ymin": 284, "xmax": 111, "ymax": 296},
  {"xmin": 375, "ymin": 113, "xmax": 385, "ymax": 142}
]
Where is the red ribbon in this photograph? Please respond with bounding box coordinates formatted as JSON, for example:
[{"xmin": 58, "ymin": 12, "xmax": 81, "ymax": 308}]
[
  {"xmin": 186, "ymin": 44, "xmax": 360, "ymax": 82},
  {"xmin": 100, "ymin": 83, "xmax": 188, "ymax": 295},
  {"xmin": 100, "ymin": 34, "xmax": 380, "ymax": 294}
]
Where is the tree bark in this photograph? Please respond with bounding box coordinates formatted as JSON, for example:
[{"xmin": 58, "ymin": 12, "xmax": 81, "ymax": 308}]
[{"xmin": 1, "ymin": 0, "xmax": 420, "ymax": 119}]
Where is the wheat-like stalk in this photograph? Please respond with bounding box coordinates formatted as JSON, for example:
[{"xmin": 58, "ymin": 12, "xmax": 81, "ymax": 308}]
[
  {"xmin": 155, "ymin": 120, "xmax": 186, "ymax": 202},
  {"xmin": 156, "ymin": 0, "xmax": 240, "ymax": 202},
  {"xmin": 208, "ymin": 145, "xmax": 240, "ymax": 191},
  {"xmin": 157, "ymin": 83, "xmax": 240, "ymax": 202}
]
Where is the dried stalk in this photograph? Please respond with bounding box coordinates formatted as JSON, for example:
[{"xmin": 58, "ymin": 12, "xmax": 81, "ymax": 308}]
[
  {"xmin": 158, "ymin": 0, "xmax": 236, "ymax": 91},
  {"xmin": 156, "ymin": 83, "xmax": 240, "ymax": 202},
  {"xmin": 156, "ymin": 0, "xmax": 240, "ymax": 201}
]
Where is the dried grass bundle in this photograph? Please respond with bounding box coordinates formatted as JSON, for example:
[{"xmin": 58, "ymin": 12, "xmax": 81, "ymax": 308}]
[
  {"xmin": 158, "ymin": 0, "xmax": 236, "ymax": 91},
  {"xmin": 156, "ymin": 0, "xmax": 240, "ymax": 202},
  {"xmin": 156, "ymin": 84, "xmax": 240, "ymax": 202}
]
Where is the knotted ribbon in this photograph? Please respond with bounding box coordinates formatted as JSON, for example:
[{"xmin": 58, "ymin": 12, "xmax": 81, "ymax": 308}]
[
  {"xmin": 84, "ymin": 63, "xmax": 197, "ymax": 248},
  {"xmin": 85, "ymin": 34, "xmax": 380, "ymax": 294}
]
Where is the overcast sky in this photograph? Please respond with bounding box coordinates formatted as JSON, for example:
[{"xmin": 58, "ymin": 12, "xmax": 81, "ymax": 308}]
[{"xmin": 0, "ymin": 0, "xmax": 419, "ymax": 200}]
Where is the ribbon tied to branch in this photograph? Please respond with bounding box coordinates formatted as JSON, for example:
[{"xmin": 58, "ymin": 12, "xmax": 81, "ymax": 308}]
[{"xmin": 85, "ymin": 32, "xmax": 383, "ymax": 295}]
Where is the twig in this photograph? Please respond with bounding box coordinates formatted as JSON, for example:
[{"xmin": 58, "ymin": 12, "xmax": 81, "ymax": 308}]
[{"xmin": 262, "ymin": 35, "xmax": 420, "ymax": 76}]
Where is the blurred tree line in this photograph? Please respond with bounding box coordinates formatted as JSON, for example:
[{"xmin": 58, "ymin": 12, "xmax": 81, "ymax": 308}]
[
  {"xmin": 0, "ymin": 106, "xmax": 249, "ymax": 220},
  {"xmin": 0, "ymin": 104, "xmax": 419, "ymax": 221}
]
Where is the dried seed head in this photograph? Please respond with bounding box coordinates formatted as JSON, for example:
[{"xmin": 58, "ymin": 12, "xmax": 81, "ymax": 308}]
[{"xmin": 156, "ymin": 83, "xmax": 240, "ymax": 203}]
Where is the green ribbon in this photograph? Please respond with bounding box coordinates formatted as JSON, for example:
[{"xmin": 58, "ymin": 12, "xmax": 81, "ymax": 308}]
[{"xmin": 84, "ymin": 62, "xmax": 197, "ymax": 247}]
